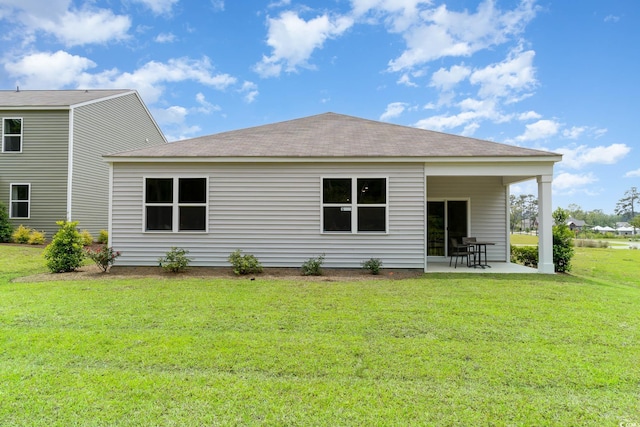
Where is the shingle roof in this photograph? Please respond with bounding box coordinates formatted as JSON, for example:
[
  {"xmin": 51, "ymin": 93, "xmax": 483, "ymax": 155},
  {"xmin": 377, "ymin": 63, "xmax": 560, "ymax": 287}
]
[
  {"xmin": 0, "ymin": 89, "xmax": 133, "ymax": 107},
  {"xmin": 108, "ymin": 112, "xmax": 561, "ymax": 160}
]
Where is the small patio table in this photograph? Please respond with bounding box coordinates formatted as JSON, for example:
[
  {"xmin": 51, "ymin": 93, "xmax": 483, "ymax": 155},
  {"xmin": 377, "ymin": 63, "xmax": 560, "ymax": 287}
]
[{"xmin": 468, "ymin": 241, "xmax": 495, "ymax": 268}]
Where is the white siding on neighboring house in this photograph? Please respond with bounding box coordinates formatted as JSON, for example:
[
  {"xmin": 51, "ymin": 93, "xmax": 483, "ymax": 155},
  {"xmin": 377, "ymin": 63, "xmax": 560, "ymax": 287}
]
[
  {"xmin": 71, "ymin": 92, "xmax": 166, "ymax": 234},
  {"xmin": 427, "ymin": 176, "xmax": 507, "ymax": 261},
  {"xmin": 111, "ymin": 162, "xmax": 426, "ymax": 269}
]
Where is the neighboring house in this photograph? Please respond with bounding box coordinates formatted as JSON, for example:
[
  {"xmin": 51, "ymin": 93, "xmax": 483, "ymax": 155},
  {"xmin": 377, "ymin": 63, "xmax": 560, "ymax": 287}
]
[
  {"xmin": 566, "ymin": 218, "xmax": 586, "ymax": 232},
  {"xmin": 105, "ymin": 113, "xmax": 562, "ymax": 273},
  {"xmin": 615, "ymin": 222, "xmax": 636, "ymax": 236},
  {"xmin": 0, "ymin": 89, "xmax": 167, "ymax": 237}
]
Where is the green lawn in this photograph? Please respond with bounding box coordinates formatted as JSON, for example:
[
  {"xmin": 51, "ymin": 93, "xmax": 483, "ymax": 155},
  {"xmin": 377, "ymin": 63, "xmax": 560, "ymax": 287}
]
[
  {"xmin": 1, "ymin": 245, "xmax": 639, "ymax": 426},
  {"xmin": 510, "ymin": 233, "xmax": 538, "ymax": 245}
]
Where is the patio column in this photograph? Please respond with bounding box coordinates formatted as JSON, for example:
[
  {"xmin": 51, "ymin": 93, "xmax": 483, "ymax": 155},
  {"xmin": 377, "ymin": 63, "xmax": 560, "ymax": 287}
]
[{"xmin": 537, "ymin": 175, "xmax": 554, "ymax": 273}]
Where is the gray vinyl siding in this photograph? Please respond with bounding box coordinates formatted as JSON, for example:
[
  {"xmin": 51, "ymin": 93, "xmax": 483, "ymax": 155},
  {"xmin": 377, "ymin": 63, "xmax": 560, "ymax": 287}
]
[
  {"xmin": 0, "ymin": 110, "xmax": 69, "ymax": 236},
  {"xmin": 111, "ymin": 162, "xmax": 426, "ymax": 269},
  {"xmin": 71, "ymin": 93, "xmax": 165, "ymax": 235},
  {"xmin": 427, "ymin": 176, "xmax": 507, "ymax": 261}
]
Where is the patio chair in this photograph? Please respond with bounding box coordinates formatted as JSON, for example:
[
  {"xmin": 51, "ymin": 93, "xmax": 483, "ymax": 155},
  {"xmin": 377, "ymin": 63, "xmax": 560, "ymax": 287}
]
[
  {"xmin": 462, "ymin": 237, "xmax": 477, "ymax": 266},
  {"xmin": 449, "ymin": 237, "xmax": 470, "ymax": 268}
]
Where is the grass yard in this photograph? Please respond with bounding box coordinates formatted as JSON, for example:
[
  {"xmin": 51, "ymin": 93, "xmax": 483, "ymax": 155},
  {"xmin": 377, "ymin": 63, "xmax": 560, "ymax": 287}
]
[
  {"xmin": 1, "ymin": 245, "xmax": 639, "ymax": 426},
  {"xmin": 510, "ymin": 233, "xmax": 539, "ymax": 245}
]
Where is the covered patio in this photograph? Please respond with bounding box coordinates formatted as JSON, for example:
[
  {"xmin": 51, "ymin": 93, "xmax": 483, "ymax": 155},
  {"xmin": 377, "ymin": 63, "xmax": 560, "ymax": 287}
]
[{"xmin": 425, "ymin": 260, "xmax": 537, "ymax": 273}]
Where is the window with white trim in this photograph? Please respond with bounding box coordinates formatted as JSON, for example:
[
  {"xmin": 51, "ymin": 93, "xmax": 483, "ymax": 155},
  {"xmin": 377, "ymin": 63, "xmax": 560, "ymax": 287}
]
[
  {"xmin": 10, "ymin": 183, "xmax": 30, "ymax": 218},
  {"xmin": 2, "ymin": 118, "xmax": 22, "ymax": 152},
  {"xmin": 322, "ymin": 177, "xmax": 387, "ymax": 233},
  {"xmin": 144, "ymin": 177, "xmax": 207, "ymax": 232}
]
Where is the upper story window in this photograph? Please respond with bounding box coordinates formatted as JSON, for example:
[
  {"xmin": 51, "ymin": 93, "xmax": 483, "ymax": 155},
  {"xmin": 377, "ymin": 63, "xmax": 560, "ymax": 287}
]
[
  {"xmin": 2, "ymin": 118, "xmax": 22, "ymax": 153},
  {"xmin": 322, "ymin": 177, "xmax": 387, "ymax": 233},
  {"xmin": 144, "ymin": 177, "xmax": 207, "ymax": 232},
  {"xmin": 10, "ymin": 183, "xmax": 30, "ymax": 219}
]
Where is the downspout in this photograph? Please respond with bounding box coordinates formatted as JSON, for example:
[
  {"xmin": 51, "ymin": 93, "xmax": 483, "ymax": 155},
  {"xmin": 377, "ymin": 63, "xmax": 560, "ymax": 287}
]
[
  {"xmin": 423, "ymin": 166, "xmax": 428, "ymax": 272},
  {"xmin": 66, "ymin": 108, "xmax": 74, "ymax": 222}
]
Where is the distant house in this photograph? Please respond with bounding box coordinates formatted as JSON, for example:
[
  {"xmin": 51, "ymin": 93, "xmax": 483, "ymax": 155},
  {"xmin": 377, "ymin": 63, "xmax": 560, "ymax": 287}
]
[
  {"xmin": 0, "ymin": 89, "xmax": 166, "ymax": 236},
  {"xmin": 615, "ymin": 222, "xmax": 636, "ymax": 236},
  {"xmin": 105, "ymin": 112, "xmax": 562, "ymax": 273},
  {"xmin": 566, "ymin": 218, "xmax": 586, "ymax": 232}
]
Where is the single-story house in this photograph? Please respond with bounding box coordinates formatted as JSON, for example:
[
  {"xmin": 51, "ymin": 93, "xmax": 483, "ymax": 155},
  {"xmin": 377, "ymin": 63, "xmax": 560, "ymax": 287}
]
[
  {"xmin": 105, "ymin": 113, "xmax": 562, "ymax": 273},
  {"xmin": 566, "ymin": 218, "xmax": 586, "ymax": 232}
]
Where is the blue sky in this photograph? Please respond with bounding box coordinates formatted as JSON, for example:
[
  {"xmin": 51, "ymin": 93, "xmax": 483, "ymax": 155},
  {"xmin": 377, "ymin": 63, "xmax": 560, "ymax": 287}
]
[{"xmin": 1, "ymin": 0, "xmax": 638, "ymax": 214}]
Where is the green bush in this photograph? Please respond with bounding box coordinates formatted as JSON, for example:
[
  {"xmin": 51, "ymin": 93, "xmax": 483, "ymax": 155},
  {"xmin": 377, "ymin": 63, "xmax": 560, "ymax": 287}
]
[
  {"xmin": 362, "ymin": 258, "xmax": 383, "ymax": 275},
  {"xmin": 227, "ymin": 250, "xmax": 263, "ymax": 275},
  {"xmin": 12, "ymin": 225, "xmax": 32, "ymax": 244},
  {"xmin": 97, "ymin": 229, "xmax": 109, "ymax": 244},
  {"xmin": 552, "ymin": 208, "xmax": 575, "ymax": 273},
  {"xmin": 301, "ymin": 254, "xmax": 325, "ymax": 276},
  {"xmin": 85, "ymin": 245, "xmax": 121, "ymax": 272},
  {"xmin": 510, "ymin": 245, "xmax": 538, "ymax": 267},
  {"xmin": 158, "ymin": 247, "xmax": 191, "ymax": 273},
  {"xmin": 80, "ymin": 229, "xmax": 94, "ymax": 246},
  {"xmin": 27, "ymin": 230, "xmax": 46, "ymax": 245},
  {"xmin": 0, "ymin": 202, "xmax": 12, "ymax": 243},
  {"xmin": 43, "ymin": 220, "xmax": 85, "ymax": 273},
  {"xmin": 574, "ymin": 239, "xmax": 609, "ymax": 248}
]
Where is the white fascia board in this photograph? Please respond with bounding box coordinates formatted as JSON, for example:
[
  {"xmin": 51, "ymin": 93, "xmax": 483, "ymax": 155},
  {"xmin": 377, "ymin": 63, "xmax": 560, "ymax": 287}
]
[
  {"xmin": 0, "ymin": 106, "xmax": 70, "ymax": 111},
  {"xmin": 103, "ymin": 155, "xmax": 561, "ymax": 164},
  {"xmin": 69, "ymin": 91, "xmax": 135, "ymax": 109},
  {"xmin": 423, "ymin": 162, "xmax": 556, "ymax": 177}
]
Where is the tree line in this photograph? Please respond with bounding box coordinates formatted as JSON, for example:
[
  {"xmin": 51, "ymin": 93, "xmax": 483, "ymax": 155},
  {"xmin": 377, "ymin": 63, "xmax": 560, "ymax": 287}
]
[{"xmin": 511, "ymin": 186, "xmax": 640, "ymax": 232}]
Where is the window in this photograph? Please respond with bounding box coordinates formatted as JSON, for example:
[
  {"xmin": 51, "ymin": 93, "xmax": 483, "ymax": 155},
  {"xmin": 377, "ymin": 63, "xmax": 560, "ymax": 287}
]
[
  {"xmin": 2, "ymin": 118, "xmax": 22, "ymax": 152},
  {"xmin": 144, "ymin": 177, "xmax": 207, "ymax": 232},
  {"xmin": 10, "ymin": 183, "xmax": 30, "ymax": 218},
  {"xmin": 322, "ymin": 177, "xmax": 387, "ymax": 233}
]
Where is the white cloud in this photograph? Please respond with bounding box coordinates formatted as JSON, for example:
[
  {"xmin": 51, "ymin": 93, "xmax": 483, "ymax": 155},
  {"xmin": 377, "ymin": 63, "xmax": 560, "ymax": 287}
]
[
  {"xmin": 240, "ymin": 81, "xmax": 259, "ymax": 103},
  {"xmin": 397, "ymin": 73, "xmax": 417, "ymax": 87},
  {"xmin": 79, "ymin": 57, "xmax": 236, "ymax": 103},
  {"xmin": 469, "ymin": 48, "xmax": 536, "ymax": 99},
  {"xmin": 133, "ymin": 0, "xmax": 179, "ymax": 15},
  {"xmin": 194, "ymin": 93, "xmax": 221, "ymax": 114},
  {"xmin": 386, "ymin": 0, "xmax": 537, "ymax": 71},
  {"xmin": 5, "ymin": 51, "xmax": 238, "ymax": 107},
  {"xmin": 518, "ymin": 110, "xmax": 541, "ymax": 121},
  {"xmin": 515, "ymin": 119, "xmax": 560, "ymax": 142},
  {"xmin": 210, "ymin": 0, "xmax": 225, "ymax": 12},
  {"xmin": 625, "ymin": 169, "xmax": 640, "ymax": 178},
  {"xmin": 553, "ymin": 172, "xmax": 597, "ymax": 192},
  {"xmin": 557, "ymin": 143, "xmax": 631, "ymax": 169},
  {"xmin": 4, "ymin": 50, "xmax": 96, "ymax": 88},
  {"xmin": 155, "ymin": 32, "xmax": 177, "ymax": 43},
  {"xmin": 254, "ymin": 11, "xmax": 354, "ymax": 77},
  {"xmin": 30, "ymin": 7, "xmax": 130, "ymax": 46},
  {"xmin": 429, "ymin": 64, "xmax": 471, "ymax": 91},
  {"xmin": 380, "ymin": 102, "xmax": 408, "ymax": 121},
  {"xmin": 415, "ymin": 97, "xmax": 504, "ymax": 131},
  {"xmin": 604, "ymin": 15, "xmax": 620, "ymax": 23}
]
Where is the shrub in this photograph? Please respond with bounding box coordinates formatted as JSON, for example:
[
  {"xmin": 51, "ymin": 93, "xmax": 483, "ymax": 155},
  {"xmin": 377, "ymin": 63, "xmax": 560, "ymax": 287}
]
[
  {"xmin": 574, "ymin": 239, "xmax": 609, "ymax": 248},
  {"xmin": 510, "ymin": 245, "xmax": 538, "ymax": 267},
  {"xmin": 227, "ymin": 249, "xmax": 263, "ymax": 275},
  {"xmin": 158, "ymin": 247, "xmax": 191, "ymax": 273},
  {"xmin": 43, "ymin": 220, "xmax": 85, "ymax": 273},
  {"xmin": 552, "ymin": 208, "xmax": 574, "ymax": 273},
  {"xmin": 362, "ymin": 258, "xmax": 383, "ymax": 275},
  {"xmin": 97, "ymin": 229, "xmax": 109, "ymax": 244},
  {"xmin": 85, "ymin": 244, "xmax": 121, "ymax": 272},
  {"xmin": 27, "ymin": 230, "xmax": 46, "ymax": 245},
  {"xmin": 12, "ymin": 225, "xmax": 31, "ymax": 244},
  {"xmin": 80, "ymin": 229, "xmax": 94, "ymax": 246},
  {"xmin": 301, "ymin": 254, "xmax": 325, "ymax": 276},
  {"xmin": 0, "ymin": 202, "xmax": 12, "ymax": 243}
]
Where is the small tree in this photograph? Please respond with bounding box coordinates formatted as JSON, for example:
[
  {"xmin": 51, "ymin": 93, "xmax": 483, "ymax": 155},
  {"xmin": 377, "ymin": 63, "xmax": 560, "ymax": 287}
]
[
  {"xmin": 615, "ymin": 187, "xmax": 639, "ymax": 221},
  {"xmin": 0, "ymin": 203, "xmax": 14, "ymax": 243},
  {"xmin": 630, "ymin": 215, "xmax": 640, "ymax": 235},
  {"xmin": 552, "ymin": 208, "xmax": 574, "ymax": 273},
  {"xmin": 43, "ymin": 220, "xmax": 85, "ymax": 273}
]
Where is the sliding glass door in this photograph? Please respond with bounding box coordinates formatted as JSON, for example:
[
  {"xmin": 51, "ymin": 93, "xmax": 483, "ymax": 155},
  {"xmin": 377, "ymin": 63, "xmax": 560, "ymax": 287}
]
[{"xmin": 427, "ymin": 200, "xmax": 469, "ymax": 256}]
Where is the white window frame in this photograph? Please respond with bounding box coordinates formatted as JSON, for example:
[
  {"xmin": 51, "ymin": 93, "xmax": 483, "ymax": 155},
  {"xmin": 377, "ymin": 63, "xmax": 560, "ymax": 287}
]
[
  {"xmin": 9, "ymin": 183, "xmax": 30, "ymax": 219},
  {"xmin": 2, "ymin": 117, "xmax": 23, "ymax": 153},
  {"xmin": 320, "ymin": 176, "xmax": 389, "ymax": 234},
  {"xmin": 142, "ymin": 176, "xmax": 209, "ymax": 233}
]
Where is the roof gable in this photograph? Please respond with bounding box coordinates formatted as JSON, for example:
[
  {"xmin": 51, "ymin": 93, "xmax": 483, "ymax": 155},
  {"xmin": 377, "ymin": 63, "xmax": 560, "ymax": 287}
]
[{"xmin": 108, "ymin": 112, "xmax": 561, "ymax": 160}]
